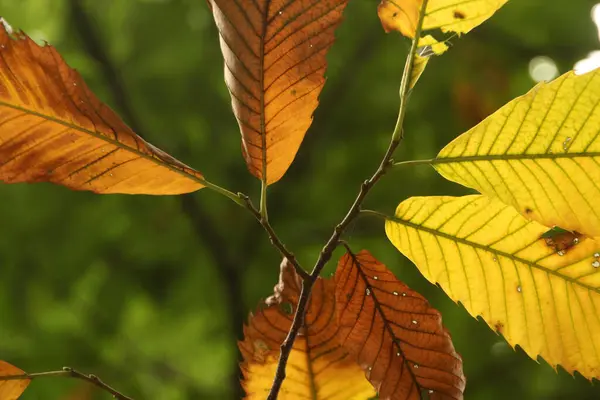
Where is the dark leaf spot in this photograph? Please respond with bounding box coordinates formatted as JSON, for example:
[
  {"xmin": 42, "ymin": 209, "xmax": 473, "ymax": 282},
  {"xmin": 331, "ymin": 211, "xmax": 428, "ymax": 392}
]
[{"xmin": 453, "ymin": 10, "xmax": 466, "ymax": 19}]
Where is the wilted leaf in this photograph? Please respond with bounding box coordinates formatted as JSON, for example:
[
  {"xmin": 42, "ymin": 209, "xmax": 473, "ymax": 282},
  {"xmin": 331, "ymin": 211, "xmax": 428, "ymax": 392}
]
[
  {"xmin": 408, "ymin": 54, "xmax": 429, "ymax": 90},
  {"xmin": 385, "ymin": 195, "xmax": 600, "ymax": 379},
  {"xmin": 239, "ymin": 259, "xmax": 375, "ymax": 399},
  {"xmin": 335, "ymin": 250, "xmax": 465, "ymax": 399},
  {"xmin": 0, "ymin": 22, "xmax": 204, "ymax": 195},
  {"xmin": 433, "ymin": 69, "xmax": 600, "ymax": 236},
  {"xmin": 0, "ymin": 360, "xmax": 29, "ymax": 400},
  {"xmin": 209, "ymin": 0, "xmax": 348, "ymax": 184},
  {"xmin": 378, "ymin": 0, "xmax": 509, "ymax": 54}
]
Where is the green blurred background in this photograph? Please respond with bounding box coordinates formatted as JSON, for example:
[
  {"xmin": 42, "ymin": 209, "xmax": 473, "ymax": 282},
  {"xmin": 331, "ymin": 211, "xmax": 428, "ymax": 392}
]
[{"xmin": 1, "ymin": 0, "xmax": 600, "ymax": 398}]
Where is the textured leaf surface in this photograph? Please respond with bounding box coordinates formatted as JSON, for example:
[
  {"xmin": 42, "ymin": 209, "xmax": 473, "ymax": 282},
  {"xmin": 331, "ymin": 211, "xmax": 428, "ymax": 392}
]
[
  {"xmin": 434, "ymin": 69, "xmax": 600, "ymax": 236},
  {"xmin": 209, "ymin": 0, "xmax": 348, "ymax": 184},
  {"xmin": 0, "ymin": 23, "xmax": 204, "ymax": 194},
  {"xmin": 239, "ymin": 259, "xmax": 375, "ymax": 399},
  {"xmin": 0, "ymin": 360, "xmax": 29, "ymax": 400},
  {"xmin": 335, "ymin": 250, "xmax": 465, "ymax": 399},
  {"xmin": 385, "ymin": 195, "xmax": 600, "ymax": 379},
  {"xmin": 378, "ymin": 0, "xmax": 508, "ymax": 54}
]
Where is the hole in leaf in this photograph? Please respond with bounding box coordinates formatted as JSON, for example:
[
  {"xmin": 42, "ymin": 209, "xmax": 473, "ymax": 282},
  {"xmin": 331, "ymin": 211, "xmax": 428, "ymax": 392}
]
[
  {"xmin": 540, "ymin": 226, "xmax": 582, "ymax": 254},
  {"xmin": 279, "ymin": 302, "xmax": 294, "ymax": 315}
]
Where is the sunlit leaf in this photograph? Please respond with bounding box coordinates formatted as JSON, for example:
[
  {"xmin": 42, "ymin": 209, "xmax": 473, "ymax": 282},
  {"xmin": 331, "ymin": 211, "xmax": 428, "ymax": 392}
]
[
  {"xmin": 378, "ymin": 0, "xmax": 509, "ymax": 54},
  {"xmin": 0, "ymin": 22, "xmax": 204, "ymax": 195},
  {"xmin": 385, "ymin": 195, "xmax": 600, "ymax": 379},
  {"xmin": 239, "ymin": 259, "xmax": 375, "ymax": 399},
  {"xmin": 0, "ymin": 360, "xmax": 29, "ymax": 400},
  {"xmin": 335, "ymin": 250, "xmax": 465, "ymax": 399},
  {"xmin": 434, "ymin": 69, "xmax": 600, "ymax": 236},
  {"xmin": 209, "ymin": 0, "xmax": 348, "ymax": 184}
]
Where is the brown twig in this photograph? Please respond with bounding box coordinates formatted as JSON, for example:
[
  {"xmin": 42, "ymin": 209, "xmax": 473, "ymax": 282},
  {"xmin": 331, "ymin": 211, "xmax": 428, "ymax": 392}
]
[
  {"xmin": 265, "ymin": 0, "xmax": 430, "ymax": 397},
  {"xmin": 239, "ymin": 194, "xmax": 311, "ymax": 281},
  {"xmin": 0, "ymin": 367, "xmax": 133, "ymax": 400}
]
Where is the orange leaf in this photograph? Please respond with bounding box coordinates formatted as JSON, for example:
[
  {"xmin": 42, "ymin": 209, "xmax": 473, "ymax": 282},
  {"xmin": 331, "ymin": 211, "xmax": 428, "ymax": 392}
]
[
  {"xmin": 0, "ymin": 21, "xmax": 204, "ymax": 195},
  {"xmin": 0, "ymin": 360, "xmax": 30, "ymax": 400},
  {"xmin": 239, "ymin": 259, "xmax": 375, "ymax": 399},
  {"xmin": 378, "ymin": 0, "xmax": 422, "ymax": 37},
  {"xmin": 335, "ymin": 250, "xmax": 465, "ymax": 400},
  {"xmin": 209, "ymin": 0, "xmax": 349, "ymax": 184}
]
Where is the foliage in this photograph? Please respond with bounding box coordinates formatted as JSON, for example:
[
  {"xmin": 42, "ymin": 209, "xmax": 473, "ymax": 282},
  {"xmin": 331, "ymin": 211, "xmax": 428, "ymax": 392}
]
[{"xmin": 0, "ymin": 0, "xmax": 599, "ymax": 399}]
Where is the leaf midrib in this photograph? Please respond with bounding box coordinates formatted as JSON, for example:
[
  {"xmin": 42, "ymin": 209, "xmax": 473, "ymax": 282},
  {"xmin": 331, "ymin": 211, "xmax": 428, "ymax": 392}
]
[
  {"xmin": 259, "ymin": 1, "xmax": 271, "ymax": 181},
  {"xmin": 433, "ymin": 152, "xmax": 600, "ymax": 164},
  {"xmin": 387, "ymin": 214, "xmax": 600, "ymax": 294},
  {"xmin": 0, "ymin": 101, "xmax": 206, "ymax": 187}
]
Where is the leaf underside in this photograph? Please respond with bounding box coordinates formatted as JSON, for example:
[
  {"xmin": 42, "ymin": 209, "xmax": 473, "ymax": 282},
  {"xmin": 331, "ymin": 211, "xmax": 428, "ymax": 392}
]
[
  {"xmin": 239, "ymin": 259, "xmax": 375, "ymax": 399},
  {"xmin": 209, "ymin": 0, "xmax": 349, "ymax": 184},
  {"xmin": 434, "ymin": 69, "xmax": 600, "ymax": 237},
  {"xmin": 0, "ymin": 360, "xmax": 29, "ymax": 400},
  {"xmin": 0, "ymin": 24, "xmax": 204, "ymax": 195},
  {"xmin": 385, "ymin": 195, "xmax": 600, "ymax": 379},
  {"xmin": 335, "ymin": 250, "xmax": 465, "ymax": 400}
]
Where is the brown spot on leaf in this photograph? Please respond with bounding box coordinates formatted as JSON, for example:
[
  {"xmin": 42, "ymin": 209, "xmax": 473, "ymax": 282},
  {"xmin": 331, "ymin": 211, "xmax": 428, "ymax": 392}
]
[
  {"xmin": 494, "ymin": 321, "xmax": 504, "ymax": 334},
  {"xmin": 453, "ymin": 10, "xmax": 466, "ymax": 19},
  {"xmin": 525, "ymin": 207, "xmax": 533, "ymax": 214}
]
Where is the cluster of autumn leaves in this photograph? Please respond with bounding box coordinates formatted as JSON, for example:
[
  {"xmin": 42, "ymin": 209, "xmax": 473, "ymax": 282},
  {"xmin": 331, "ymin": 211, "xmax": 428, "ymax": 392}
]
[
  {"xmin": 240, "ymin": 250, "xmax": 465, "ymax": 399},
  {"xmin": 0, "ymin": 0, "xmax": 599, "ymax": 398}
]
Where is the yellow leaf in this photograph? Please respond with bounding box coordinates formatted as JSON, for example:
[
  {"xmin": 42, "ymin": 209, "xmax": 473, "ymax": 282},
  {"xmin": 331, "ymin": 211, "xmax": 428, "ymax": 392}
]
[
  {"xmin": 0, "ymin": 22, "xmax": 205, "ymax": 195},
  {"xmin": 239, "ymin": 259, "xmax": 375, "ymax": 399},
  {"xmin": 0, "ymin": 360, "xmax": 30, "ymax": 400},
  {"xmin": 377, "ymin": 0, "xmax": 509, "ymax": 54},
  {"xmin": 385, "ymin": 195, "xmax": 600, "ymax": 379},
  {"xmin": 209, "ymin": 0, "xmax": 349, "ymax": 185},
  {"xmin": 434, "ymin": 69, "xmax": 600, "ymax": 237},
  {"xmin": 336, "ymin": 250, "xmax": 465, "ymax": 400}
]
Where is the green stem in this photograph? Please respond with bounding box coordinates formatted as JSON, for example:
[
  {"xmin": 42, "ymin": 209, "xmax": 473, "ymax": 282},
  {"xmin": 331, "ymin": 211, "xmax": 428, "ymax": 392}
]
[
  {"xmin": 390, "ymin": 4, "xmax": 429, "ymax": 144},
  {"xmin": 360, "ymin": 209, "xmax": 391, "ymax": 220},
  {"xmin": 260, "ymin": 178, "xmax": 269, "ymax": 221},
  {"xmin": 200, "ymin": 179, "xmax": 246, "ymax": 208},
  {"xmin": 393, "ymin": 158, "xmax": 435, "ymax": 168}
]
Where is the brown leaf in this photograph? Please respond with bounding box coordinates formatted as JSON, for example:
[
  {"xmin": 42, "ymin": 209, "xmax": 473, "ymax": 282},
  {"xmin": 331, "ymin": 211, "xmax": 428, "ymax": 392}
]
[
  {"xmin": 0, "ymin": 360, "xmax": 30, "ymax": 400},
  {"xmin": 239, "ymin": 259, "xmax": 375, "ymax": 399},
  {"xmin": 209, "ymin": 0, "xmax": 349, "ymax": 184},
  {"xmin": 0, "ymin": 21, "xmax": 204, "ymax": 195},
  {"xmin": 335, "ymin": 250, "xmax": 465, "ymax": 400}
]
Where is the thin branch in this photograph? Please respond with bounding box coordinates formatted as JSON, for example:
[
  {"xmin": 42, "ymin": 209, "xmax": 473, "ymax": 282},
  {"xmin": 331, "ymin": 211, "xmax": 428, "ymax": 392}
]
[
  {"xmin": 0, "ymin": 367, "xmax": 133, "ymax": 400},
  {"xmin": 266, "ymin": 1, "xmax": 431, "ymax": 398},
  {"xmin": 240, "ymin": 194, "xmax": 311, "ymax": 281}
]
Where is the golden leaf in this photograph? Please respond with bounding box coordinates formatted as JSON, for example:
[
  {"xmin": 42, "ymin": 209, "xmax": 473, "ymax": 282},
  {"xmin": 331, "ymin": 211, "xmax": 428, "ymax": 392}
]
[
  {"xmin": 378, "ymin": 0, "xmax": 509, "ymax": 54},
  {"xmin": 239, "ymin": 259, "xmax": 375, "ymax": 399},
  {"xmin": 434, "ymin": 69, "xmax": 600, "ymax": 237},
  {"xmin": 386, "ymin": 195, "xmax": 600, "ymax": 379}
]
